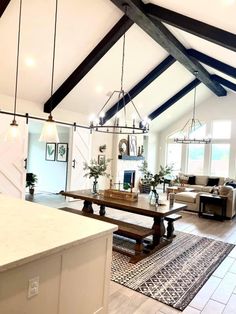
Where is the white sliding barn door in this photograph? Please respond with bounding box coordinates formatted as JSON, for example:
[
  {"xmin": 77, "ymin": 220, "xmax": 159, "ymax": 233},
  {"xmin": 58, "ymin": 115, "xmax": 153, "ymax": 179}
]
[
  {"xmin": 0, "ymin": 116, "xmax": 28, "ymax": 199},
  {"xmin": 68, "ymin": 128, "xmax": 91, "ymax": 191}
]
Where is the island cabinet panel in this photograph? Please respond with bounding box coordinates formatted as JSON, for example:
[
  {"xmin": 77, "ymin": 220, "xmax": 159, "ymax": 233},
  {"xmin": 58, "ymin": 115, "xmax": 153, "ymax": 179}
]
[
  {"xmin": 0, "ymin": 254, "xmax": 61, "ymax": 314},
  {"xmin": 59, "ymin": 235, "xmax": 113, "ymax": 314},
  {"xmin": 0, "ymin": 234, "xmax": 113, "ymax": 314}
]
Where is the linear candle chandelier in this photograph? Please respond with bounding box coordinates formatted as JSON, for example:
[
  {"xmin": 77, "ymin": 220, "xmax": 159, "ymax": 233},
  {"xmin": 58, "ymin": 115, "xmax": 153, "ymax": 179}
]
[
  {"xmin": 89, "ymin": 5, "xmax": 149, "ymax": 135},
  {"xmin": 174, "ymin": 73, "xmax": 211, "ymax": 144}
]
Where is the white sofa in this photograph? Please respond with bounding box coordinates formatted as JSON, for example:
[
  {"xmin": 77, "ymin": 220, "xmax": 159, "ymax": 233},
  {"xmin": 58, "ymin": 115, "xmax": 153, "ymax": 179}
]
[
  {"xmin": 179, "ymin": 174, "xmax": 225, "ymax": 192},
  {"xmin": 175, "ymin": 175, "xmax": 236, "ymax": 219}
]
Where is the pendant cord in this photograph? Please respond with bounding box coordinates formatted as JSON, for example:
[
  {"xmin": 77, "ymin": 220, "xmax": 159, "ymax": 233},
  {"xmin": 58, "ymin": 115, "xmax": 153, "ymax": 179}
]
[
  {"xmin": 49, "ymin": 0, "xmax": 58, "ymax": 118},
  {"xmin": 13, "ymin": 0, "xmax": 23, "ymax": 122},
  {"xmin": 193, "ymin": 86, "xmax": 196, "ymax": 121}
]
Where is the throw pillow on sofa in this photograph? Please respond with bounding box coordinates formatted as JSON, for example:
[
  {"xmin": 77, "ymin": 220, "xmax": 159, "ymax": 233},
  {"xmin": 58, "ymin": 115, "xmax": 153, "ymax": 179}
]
[
  {"xmin": 226, "ymin": 181, "xmax": 236, "ymax": 188},
  {"xmin": 207, "ymin": 177, "xmax": 219, "ymax": 186},
  {"xmin": 187, "ymin": 176, "xmax": 196, "ymax": 185}
]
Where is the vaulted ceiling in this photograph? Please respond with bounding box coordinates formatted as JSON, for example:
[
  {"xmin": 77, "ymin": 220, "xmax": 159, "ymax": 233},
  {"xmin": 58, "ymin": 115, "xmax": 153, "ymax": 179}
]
[{"xmin": 0, "ymin": 0, "xmax": 235, "ymax": 132}]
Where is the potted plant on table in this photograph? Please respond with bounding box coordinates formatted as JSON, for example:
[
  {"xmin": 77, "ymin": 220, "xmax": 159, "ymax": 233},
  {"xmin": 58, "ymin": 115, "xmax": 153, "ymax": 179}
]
[
  {"xmin": 83, "ymin": 158, "xmax": 111, "ymax": 194},
  {"xmin": 26, "ymin": 173, "xmax": 38, "ymax": 195}
]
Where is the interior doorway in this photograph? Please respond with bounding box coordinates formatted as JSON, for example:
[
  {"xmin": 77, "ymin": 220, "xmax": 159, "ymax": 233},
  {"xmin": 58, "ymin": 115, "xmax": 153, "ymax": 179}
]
[{"xmin": 26, "ymin": 120, "xmax": 70, "ymax": 197}]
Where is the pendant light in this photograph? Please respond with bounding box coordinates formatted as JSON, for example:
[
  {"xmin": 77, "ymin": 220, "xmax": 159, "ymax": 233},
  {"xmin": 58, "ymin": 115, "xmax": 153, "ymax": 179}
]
[
  {"xmin": 6, "ymin": 0, "xmax": 23, "ymax": 141},
  {"xmin": 89, "ymin": 5, "xmax": 149, "ymax": 135},
  {"xmin": 174, "ymin": 72, "xmax": 211, "ymax": 144},
  {"xmin": 39, "ymin": 0, "xmax": 59, "ymax": 142}
]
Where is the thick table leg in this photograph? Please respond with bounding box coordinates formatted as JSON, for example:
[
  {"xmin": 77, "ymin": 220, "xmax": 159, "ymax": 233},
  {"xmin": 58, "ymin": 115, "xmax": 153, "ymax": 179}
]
[
  {"xmin": 82, "ymin": 200, "xmax": 94, "ymax": 214},
  {"xmin": 152, "ymin": 217, "xmax": 165, "ymax": 246},
  {"xmin": 99, "ymin": 205, "xmax": 106, "ymax": 216},
  {"xmin": 166, "ymin": 221, "xmax": 175, "ymax": 239}
]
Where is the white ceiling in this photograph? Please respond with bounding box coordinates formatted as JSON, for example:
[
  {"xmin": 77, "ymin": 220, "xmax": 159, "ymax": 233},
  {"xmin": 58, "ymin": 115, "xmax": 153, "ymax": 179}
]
[{"xmin": 0, "ymin": 0, "xmax": 235, "ymax": 133}]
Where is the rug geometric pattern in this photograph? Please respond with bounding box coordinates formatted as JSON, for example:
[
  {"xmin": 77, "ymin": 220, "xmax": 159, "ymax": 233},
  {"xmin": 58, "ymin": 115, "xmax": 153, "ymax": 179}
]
[{"xmin": 111, "ymin": 232, "xmax": 234, "ymax": 311}]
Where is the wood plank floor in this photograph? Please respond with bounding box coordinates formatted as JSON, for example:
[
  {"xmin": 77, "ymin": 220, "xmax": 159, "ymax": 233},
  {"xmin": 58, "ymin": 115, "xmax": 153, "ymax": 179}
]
[{"xmin": 27, "ymin": 192, "xmax": 236, "ymax": 314}]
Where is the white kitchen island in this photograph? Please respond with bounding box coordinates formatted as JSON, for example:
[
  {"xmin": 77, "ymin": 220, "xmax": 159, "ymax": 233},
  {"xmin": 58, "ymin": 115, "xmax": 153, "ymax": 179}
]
[{"xmin": 0, "ymin": 194, "xmax": 117, "ymax": 314}]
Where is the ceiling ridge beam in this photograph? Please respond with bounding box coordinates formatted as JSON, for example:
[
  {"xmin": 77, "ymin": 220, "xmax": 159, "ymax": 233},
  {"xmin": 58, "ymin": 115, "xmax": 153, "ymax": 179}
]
[
  {"xmin": 188, "ymin": 49, "xmax": 236, "ymax": 79},
  {"xmin": 103, "ymin": 55, "xmax": 175, "ymax": 123},
  {"xmin": 111, "ymin": 0, "xmax": 226, "ymax": 97},
  {"xmin": 212, "ymin": 74, "xmax": 236, "ymax": 91},
  {"xmin": 44, "ymin": 15, "xmax": 134, "ymax": 113},
  {"xmin": 148, "ymin": 79, "xmax": 200, "ymax": 120},
  {"xmin": 145, "ymin": 3, "xmax": 236, "ymax": 52},
  {"xmin": 0, "ymin": 0, "xmax": 11, "ymax": 18}
]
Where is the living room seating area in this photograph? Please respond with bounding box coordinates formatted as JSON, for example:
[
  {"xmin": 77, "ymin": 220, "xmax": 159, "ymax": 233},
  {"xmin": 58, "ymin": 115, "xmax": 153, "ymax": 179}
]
[{"xmin": 174, "ymin": 174, "xmax": 236, "ymax": 219}]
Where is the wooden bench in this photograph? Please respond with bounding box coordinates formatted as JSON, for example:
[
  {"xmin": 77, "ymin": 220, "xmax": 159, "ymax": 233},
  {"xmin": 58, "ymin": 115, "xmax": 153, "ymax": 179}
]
[
  {"xmin": 59, "ymin": 207, "xmax": 154, "ymax": 263},
  {"xmin": 164, "ymin": 213, "xmax": 182, "ymax": 239}
]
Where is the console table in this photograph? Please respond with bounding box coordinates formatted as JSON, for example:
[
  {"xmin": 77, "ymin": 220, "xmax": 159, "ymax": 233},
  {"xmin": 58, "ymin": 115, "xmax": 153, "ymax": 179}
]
[{"xmin": 199, "ymin": 194, "xmax": 227, "ymax": 221}]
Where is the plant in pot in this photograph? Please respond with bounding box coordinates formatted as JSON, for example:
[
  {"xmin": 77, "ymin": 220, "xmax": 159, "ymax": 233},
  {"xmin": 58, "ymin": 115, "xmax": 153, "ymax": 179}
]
[
  {"xmin": 138, "ymin": 160, "xmax": 153, "ymax": 194},
  {"xmin": 146, "ymin": 164, "xmax": 173, "ymax": 205},
  {"xmin": 83, "ymin": 158, "xmax": 111, "ymax": 194},
  {"xmin": 26, "ymin": 173, "xmax": 38, "ymax": 195}
]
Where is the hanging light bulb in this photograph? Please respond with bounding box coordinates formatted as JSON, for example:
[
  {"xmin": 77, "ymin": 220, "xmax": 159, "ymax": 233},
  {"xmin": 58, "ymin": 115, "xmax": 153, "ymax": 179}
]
[
  {"xmin": 39, "ymin": 114, "xmax": 59, "ymax": 142},
  {"xmin": 39, "ymin": 0, "xmax": 59, "ymax": 142},
  {"xmin": 7, "ymin": 0, "xmax": 23, "ymax": 141}
]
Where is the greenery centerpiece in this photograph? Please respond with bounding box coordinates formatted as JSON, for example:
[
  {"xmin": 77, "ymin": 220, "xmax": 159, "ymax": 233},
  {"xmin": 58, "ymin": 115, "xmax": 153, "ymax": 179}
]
[
  {"xmin": 139, "ymin": 161, "xmax": 173, "ymax": 205},
  {"xmin": 83, "ymin": 158, "xmax": 111, "ymax": 194}
]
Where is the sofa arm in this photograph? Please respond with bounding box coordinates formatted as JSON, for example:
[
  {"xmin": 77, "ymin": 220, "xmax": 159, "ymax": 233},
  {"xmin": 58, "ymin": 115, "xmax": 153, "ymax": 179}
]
[{"xmin": 222, "ymin": 188, "xmax": 236, "ymax": 218}]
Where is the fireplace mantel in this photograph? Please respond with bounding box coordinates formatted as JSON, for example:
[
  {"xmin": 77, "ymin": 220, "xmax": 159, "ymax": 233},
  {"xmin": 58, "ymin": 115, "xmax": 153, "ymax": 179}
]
[{"xmin": 118, "ymin": 155, "xmax": 144, "ymax": 161}]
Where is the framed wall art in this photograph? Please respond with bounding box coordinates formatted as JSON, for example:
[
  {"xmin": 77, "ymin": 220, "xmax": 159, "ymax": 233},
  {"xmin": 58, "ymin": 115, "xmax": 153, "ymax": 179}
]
[
  {"xmin": 56, "ymin": 143, "xmax": 68, "ymax": 162},
  {"xmin": 98, "ymin": 154, "xmax": 105, "ymax": 165},
  {"xmin": 45, "ymin": 143, "xmax": 56, "ymax": 161}
]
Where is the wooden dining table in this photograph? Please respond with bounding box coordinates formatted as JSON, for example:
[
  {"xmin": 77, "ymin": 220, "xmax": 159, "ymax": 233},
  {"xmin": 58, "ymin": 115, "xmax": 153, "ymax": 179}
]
[{"xmin": 62, "ymin": 189, "xmax": 187, "ymax": 250}]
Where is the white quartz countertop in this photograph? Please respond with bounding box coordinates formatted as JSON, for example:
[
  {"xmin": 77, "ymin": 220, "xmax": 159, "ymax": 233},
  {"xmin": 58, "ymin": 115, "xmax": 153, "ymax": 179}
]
[{"xmin": 0, "ymin": 195, "xmax": 117, "ymax": 272}]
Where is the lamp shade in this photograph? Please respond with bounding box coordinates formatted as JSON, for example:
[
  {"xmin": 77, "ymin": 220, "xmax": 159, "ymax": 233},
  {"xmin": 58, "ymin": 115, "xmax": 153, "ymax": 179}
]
[
  {"xmin": 39, "ymin": 119, "xmax": 59, "ymax": 143},
  {"xmin": 5, "ymin": 120, "xmax": 21, "ymax": 142}
]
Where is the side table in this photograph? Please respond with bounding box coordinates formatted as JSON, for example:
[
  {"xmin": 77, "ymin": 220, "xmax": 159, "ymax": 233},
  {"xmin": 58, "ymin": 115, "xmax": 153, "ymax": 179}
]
[{"xmin": 199, "ymin": 194, "xmax": 227, "ymax": 221}]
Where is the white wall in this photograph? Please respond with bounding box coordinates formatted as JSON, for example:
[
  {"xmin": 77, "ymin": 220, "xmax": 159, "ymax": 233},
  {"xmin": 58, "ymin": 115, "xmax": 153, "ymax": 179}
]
[
  {"xmin": 158, "ymin": 91, "xmax": 236, "ymax": 177},
  {"xmin": 27, "ymin": 128, "xmax": 70, "ymax": 193},
  {"xmin": 90, "ymin": 131, "xmax": 113, "ymax": 190}
]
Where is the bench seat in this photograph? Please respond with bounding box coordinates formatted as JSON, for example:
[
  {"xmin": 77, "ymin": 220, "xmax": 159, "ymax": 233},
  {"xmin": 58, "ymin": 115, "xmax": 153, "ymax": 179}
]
[{"xmin": 59, "ymin": 207, "xmax": 154, "ymax": 263}]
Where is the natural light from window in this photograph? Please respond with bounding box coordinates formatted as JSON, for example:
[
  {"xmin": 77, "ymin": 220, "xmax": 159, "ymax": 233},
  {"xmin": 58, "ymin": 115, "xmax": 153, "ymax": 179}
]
[
  {"xmin": 167, "ymin": 143, "xmax": 181, "ymax": 175},
  {"xmin": 212, "ymin": 120, "xmax": 231, "ymax": 139},
  {"xmin": 211, "ymin": 144, "xmax": 230, "ymax": 176},
  {"xmin": 187, "ymin": 144, "xmax": 205, "ymax": 174}
]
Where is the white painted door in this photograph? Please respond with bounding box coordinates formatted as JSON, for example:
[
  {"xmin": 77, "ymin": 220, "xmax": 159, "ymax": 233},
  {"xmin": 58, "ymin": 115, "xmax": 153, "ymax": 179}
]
[
  {"xmin": 68, "ymin": 127, "xmax": 91, "ymax": 191},
  {"xmin": 0, "ymin": 115, "xmax": 28, "ymax": 199}
]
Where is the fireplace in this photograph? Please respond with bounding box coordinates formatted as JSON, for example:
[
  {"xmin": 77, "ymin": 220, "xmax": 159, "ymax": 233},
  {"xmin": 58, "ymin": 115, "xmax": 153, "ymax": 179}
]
[{"xmin": 123, "ymin": 170, "xmax": 135, "ymax": 188}]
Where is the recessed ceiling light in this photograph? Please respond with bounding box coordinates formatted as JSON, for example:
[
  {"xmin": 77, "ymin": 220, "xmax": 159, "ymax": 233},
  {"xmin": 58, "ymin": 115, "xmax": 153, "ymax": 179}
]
[
  {"xmin": 95, "ymin": 85, "xmax": 103, "ymax": 93},
  {"xmin": 221, "ymin": 0, "xmax": 235, "ymax": 5},
  {"xmin": 25, "ymin": 57, "xmax": 35, "ymax": 67}
]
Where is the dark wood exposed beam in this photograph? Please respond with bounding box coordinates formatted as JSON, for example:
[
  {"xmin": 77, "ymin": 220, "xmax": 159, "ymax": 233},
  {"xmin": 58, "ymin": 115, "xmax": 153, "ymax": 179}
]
[
  {"xmin": 103, "ymin": 55, "xmax": 175, "ymax": 123},
  {"xmin": 111, "ymin": 0, "xmax": 226, "ymax": 97},
  {"xmin": 0, "ymin": 0, "xmax": 11, "ymax": 18},
  {"xmin": 145, "ymin": 3, "xmax": 236, "ymax": 52},
  {"xmin": 212, "ymin": 75, "xmax": 236, "ymax": 92},
  {"xmin": 148, "ymin": 79, "xmax": 200, "ymax": 120},
  {"xmin": 188, "ymin": 49, "xmax": 236, "ymax": 79},
  {"xmin": 44, "ymin": 15, "xmax": 133, "ymax": 113}
]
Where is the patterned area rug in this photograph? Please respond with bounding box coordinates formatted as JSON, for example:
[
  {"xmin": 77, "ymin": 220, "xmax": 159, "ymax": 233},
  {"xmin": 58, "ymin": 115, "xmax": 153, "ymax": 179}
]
[{"xmin": 111, "ymin": 232, "xmax": 234, "ymax": 311}]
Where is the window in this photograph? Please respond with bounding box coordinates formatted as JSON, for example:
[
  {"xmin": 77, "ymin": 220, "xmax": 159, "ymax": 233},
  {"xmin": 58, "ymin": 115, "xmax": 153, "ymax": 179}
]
[
  {"xmin": 187, "ymin": 144, "xmax": 204, "ymax": 174},
  {"xmin": 166, "ymin": 143, "xmax": 181, "ymax": 175},
  {"xmin": 211, "ymin": 144, "xmax": 230, "ymax": 177},
  {"xmin": 212, "ymin": 121, "xmax": 231, "ymax": 139}
]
